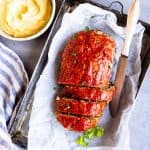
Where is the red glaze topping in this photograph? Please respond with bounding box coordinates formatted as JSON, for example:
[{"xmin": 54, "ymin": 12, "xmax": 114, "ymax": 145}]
[
  {"xmin": 56, "ymin": 113, "xmax": 100, "ymax": 132},
  {"xmin": 56, "ymin": 97, "xmax": 106, "ymax": 116},
  {"xmin": 58, "ymin": 30, "xmax": 116, "ymax": 88},
  {"xmin": 62, "ymin": 85, "xmax": 115, "ymax": 102}
]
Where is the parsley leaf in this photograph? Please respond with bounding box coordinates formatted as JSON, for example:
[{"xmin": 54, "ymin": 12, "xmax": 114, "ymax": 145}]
[
  {"xmin": 75, "ymin": 135, "xmax": 88, "ymax": 147},
  {"xmin": 75, "ymin": 127, "xmax": 104, "ymax": 147},
  {"xmin": 90, "ymin": 15, "xmax": 95, "ymax": 19},
  {"xmin": 95, "ymin": 127, "xmax": 104, "ymax": 137},
  {"xmin": 85, "ymin": 128, "xmax": 96, "ymax": 139},
  {"xmin": 85, "ymin": 127, "xmax": 104, "ymax": 139},
  {"xmin": 85, "ymin": 26, "xmax": 90, "ymax": 31}
]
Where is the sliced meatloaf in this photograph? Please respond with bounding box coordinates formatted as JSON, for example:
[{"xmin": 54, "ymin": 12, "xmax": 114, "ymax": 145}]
[
  {"xmin": 61, "ymin": 85, "xmax": 115, "ymax": 102},
  {"xmin": 58, "ymin": 30, "xmax": 116, "ymax": 88},
  {"xmin": 56, "ymin": 96, "xmax": 106, "ymax": 116},
  {"xmin": 55, "ymin": 30, "xmax": 115, "ymax": 132},
  {"xmin": 56, "ymin": 113, "xmax": 100, "ymax": 132}
]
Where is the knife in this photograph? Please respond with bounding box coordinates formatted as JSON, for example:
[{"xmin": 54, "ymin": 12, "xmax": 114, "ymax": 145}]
[{"xmin": 110, "ymin": 0, "xmax": 140, "ymax": 117}]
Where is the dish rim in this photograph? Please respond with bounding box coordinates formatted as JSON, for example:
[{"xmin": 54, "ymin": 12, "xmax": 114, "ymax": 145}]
[{"xmin": 0, "ymin": 0, "xmax": 56, "ymax": 41}]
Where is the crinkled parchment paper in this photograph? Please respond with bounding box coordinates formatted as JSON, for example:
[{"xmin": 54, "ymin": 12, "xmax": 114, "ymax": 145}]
[{"xmin": 28, "ymin": 3, "xmax": 145, "ymax": 150}]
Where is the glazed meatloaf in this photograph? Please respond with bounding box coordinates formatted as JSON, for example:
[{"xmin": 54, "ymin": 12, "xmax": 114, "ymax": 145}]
[
  {"xmin": 56, "ymin": 96, "xmax": 106, "ymax": 116},
  {"xmin": 61, "ymin": 85, "xmax": 115, "ymax": 102},
  {"xmin": 58, "ymin": 30, "xmax": 116, "ymax": 88},
  {"xmin": 56, "ymin": 113, "xmax": 100, "ymax": 132},
  {"xmin": 55, "ymin": 30, "xmax": 116, "ymax": 132}
]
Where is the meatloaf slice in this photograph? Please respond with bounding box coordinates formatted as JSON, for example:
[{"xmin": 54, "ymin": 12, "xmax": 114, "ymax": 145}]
[
  {"xmin": 61, "ymin": 85, "xmax": 115, "ymax": 102},
  {"xmin": 56, "ymin": 96, "xmax": 106, "ymax": 116},
  {"xmin": 58, "ymin": 30, "xmax": 116, "ymax": 88},
  {"xmin": 56, "ymin": 113, "xmax": 100, "ymax": 132}
]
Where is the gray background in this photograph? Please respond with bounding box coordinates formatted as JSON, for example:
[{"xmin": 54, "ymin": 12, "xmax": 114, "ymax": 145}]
[{"xmin": 93, "ymin": 0, "xmax": 150, "ymax": 23}]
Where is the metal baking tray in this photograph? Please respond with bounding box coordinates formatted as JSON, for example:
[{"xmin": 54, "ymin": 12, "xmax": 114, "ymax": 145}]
[{"xmin": 8, "ymin": 0, "xmax": 150, "ymax": 148}]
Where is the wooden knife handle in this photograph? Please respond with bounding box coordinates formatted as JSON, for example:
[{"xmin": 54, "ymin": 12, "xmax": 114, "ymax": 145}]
[{"xmin": 110, "ymin": 55, "xmax": 128, "ymax": 117}]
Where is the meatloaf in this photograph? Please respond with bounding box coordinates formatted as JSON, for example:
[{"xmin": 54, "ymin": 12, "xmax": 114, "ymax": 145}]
[
  {"xmin": 58, "ymin": 30, "xmax": 116, "ymax": 88},
  {"xmin": 61, "ymin": 85, "xmax": 115, "ymax": 102},
  {"xmin": 56, "ymin": 113, "xmax": 100, "ymax": 132},
  {"xmin": 55, "ymin": 30, "xmax": 116, "ymax": 132},
  {"xmin": 56, "ymin": 96, "xmax": 106, "ymax": 116}
]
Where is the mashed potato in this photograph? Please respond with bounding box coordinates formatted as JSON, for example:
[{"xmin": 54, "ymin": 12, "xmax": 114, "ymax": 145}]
[{"xmin": 0, "ymin": 0, "xmax": 51, "ymax": 37}]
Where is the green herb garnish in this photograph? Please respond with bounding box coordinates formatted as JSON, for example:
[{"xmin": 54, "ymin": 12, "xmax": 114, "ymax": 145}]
[
  {"xmin": 75, "ymin": 135, "xmax": 88, "ymax": 147},
  {"xmin": 75, "ymin": 127, "xmax": 104, "ymax": 147},
  {"xmin": 94, "ymin": 127, "xmax": 104, "ymax": 137},
  {"xmin": 90, "ymin": 15, "xmax": 95, "ymax": 19},
  {"xmin": 85, "ymin": 127, "xmax": 104, "ymax": 139},
  {"xmin": 84, "ymin": 128, "xmax": 96, "ymax": 139},
  {"xmin": 85, "ymin": 26, "xmax": 90, "ymax": 31}
]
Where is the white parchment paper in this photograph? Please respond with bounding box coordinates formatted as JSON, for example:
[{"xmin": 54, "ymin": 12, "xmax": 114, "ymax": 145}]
[{"xmin": 28, "ymin": 3, "xmax": 145, "ymax": 150}]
